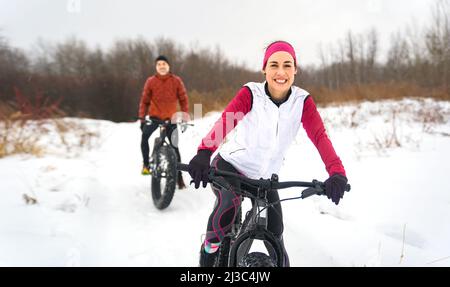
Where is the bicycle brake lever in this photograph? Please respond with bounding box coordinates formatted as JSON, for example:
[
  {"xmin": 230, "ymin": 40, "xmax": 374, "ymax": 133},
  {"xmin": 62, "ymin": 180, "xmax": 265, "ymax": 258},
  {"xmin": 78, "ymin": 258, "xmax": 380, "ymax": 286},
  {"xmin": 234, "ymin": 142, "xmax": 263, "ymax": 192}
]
[
  {"xmin": 301, "ymin": 187, "xmax": 320, "ymax": 199},
  {"xmin": 301, "ymin": 180, "xmax": 326, "ymax": 199}
]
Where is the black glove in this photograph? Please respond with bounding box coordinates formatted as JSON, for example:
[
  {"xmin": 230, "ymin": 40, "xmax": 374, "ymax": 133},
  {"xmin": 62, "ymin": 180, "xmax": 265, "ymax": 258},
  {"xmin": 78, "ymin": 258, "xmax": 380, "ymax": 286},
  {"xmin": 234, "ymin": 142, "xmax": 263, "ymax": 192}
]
[
  {"xmin": 324, "ymin": 174, "xmax": 348, "ymax": 205},
  {"xmin": 188, "ymin": 149, "xmax": 213, "ymax": 189}
]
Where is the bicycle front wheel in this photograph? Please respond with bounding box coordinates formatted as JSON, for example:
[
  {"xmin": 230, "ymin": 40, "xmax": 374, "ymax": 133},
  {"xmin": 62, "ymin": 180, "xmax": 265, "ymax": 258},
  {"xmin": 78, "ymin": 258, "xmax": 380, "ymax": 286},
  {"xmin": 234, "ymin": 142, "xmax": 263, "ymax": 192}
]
[
  {"xmin": 238, "ymin": 252, "xmax": 277, "ymax": 267},
  {"xmin": 151, "ymin": 140, "xmax": 178, "ymax": 210}
]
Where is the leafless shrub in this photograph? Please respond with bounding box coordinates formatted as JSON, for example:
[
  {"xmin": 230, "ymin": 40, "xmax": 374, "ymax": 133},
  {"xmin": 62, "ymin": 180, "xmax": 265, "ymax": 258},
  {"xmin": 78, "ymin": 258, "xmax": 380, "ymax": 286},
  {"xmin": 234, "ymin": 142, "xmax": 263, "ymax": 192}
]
[
  {"xmin": 413, "ymin": 101, "xmax": 447, "ymax": 133},
  {"xmin": 370, "ymin": 109, "xmax": 402, "ymax": 153}
]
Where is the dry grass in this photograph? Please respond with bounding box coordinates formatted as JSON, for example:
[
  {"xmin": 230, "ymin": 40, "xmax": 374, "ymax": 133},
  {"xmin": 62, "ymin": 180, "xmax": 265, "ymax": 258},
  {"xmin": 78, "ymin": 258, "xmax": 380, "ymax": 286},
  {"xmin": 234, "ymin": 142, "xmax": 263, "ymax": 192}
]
[
  {"xmin": 53, "ymin": 118, "xmax": 98, "ymax": 154},
  {"xmin": 0, "ymin": 101, "xmax": 99, "ymax": 158},
  {"xmin": 188, "ymin": 88, "xmax": 238, "ymax": 115},
  {"xmin": 190, "ymin": 82, "xmax": 449, "ymax": 113},
  {"xmin": 305, "ymin": 83, "xmax": 449, "ymax": 107},
  {"xmin": 413, "ymin": 99, "xmax": 447, "ymax": 133},
  {"xmin": 0, "ymin": 102, "xmax": 44, "ymax": 157}
]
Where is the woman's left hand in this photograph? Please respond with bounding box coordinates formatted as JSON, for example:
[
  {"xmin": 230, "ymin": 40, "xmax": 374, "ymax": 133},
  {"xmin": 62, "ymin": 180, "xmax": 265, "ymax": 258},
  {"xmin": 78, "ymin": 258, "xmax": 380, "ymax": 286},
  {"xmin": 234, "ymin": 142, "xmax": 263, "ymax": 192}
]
[{"xmin": 324, "ymin": 174, "xmax": 348, "ymax": 205}]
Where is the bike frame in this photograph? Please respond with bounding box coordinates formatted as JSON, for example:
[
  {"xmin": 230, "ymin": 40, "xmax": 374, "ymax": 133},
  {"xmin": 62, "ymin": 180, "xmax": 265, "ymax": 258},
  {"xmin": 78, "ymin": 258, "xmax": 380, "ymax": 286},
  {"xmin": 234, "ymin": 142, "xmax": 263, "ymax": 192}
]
[
  {"xmin": 213, "ymin": 174, "xmax": 285, "ymax": 267},
  {"xmin": 145, "ymin": 118, "xmax": 179, "ymax": 176},
  {"xmin": 228, "ymin": 199, "xmax": 285, "ymax": 266}
]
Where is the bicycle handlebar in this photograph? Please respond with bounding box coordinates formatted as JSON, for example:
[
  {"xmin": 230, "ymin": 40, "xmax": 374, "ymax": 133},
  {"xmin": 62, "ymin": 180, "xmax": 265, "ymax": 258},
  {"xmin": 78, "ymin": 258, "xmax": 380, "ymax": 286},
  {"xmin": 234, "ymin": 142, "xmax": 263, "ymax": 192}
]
[
  {"xmin": 177, "ymin": 163, "xmax": 351, "ymax": 199},
  {"xmin": 137, "ymin": 117, "xmax": 194, "ymax": 127}
]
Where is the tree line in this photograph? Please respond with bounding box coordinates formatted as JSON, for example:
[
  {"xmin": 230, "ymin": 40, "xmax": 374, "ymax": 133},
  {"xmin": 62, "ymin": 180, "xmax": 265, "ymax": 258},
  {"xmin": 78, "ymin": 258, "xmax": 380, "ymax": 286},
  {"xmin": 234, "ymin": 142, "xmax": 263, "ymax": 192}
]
[{"xmin": 0, "ymin": 0, "xmax": 448, "ymax": 122}]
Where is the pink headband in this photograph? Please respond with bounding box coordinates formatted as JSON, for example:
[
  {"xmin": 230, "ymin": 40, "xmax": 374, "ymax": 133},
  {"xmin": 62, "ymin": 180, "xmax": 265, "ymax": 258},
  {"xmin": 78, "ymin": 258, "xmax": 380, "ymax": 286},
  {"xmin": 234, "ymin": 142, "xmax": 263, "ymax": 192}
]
[{"xmin": 262, "ymin": 41, "xmax": 297, "ymax": 70}]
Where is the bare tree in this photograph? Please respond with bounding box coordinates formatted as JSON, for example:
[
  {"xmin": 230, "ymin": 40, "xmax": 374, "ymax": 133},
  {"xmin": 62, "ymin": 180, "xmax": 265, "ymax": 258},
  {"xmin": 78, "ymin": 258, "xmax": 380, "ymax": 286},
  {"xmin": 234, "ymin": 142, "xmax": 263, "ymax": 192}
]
[
  {"xmin": 386, "ymin": 32, "xmax": 411, "ymax": 82},
  {"xmin": 426, "ymin": 0, "xmax": 450, "ymax": 90}
]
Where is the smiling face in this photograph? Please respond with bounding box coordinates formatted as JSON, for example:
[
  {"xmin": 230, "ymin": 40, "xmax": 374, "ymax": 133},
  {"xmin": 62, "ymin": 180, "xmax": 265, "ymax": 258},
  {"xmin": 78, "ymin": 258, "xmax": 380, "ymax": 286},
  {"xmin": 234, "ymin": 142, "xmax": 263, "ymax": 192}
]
[
  {"xmin": 263, "ymin": 51, "xmax": 297, "ymax": 99},
  {"xmin": 156, "ymin": 60, "xmax": 170, "ymax": 76}
]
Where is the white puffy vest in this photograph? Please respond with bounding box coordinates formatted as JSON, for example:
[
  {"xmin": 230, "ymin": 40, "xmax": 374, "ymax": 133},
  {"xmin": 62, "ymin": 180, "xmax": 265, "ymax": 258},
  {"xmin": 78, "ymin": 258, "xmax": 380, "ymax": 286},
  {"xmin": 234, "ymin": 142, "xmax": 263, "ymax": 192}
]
[{"xmin": 219, "ymin": 82, "xmax": 310, "ymax": 179}]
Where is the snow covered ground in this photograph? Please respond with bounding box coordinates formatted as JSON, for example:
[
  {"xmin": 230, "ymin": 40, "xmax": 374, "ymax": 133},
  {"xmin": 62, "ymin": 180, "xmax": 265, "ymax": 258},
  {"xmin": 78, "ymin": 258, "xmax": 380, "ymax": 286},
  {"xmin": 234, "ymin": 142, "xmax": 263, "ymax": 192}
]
[{"xmin": 1, "ymin": 98, "xmax": 450, "ymax": 267}]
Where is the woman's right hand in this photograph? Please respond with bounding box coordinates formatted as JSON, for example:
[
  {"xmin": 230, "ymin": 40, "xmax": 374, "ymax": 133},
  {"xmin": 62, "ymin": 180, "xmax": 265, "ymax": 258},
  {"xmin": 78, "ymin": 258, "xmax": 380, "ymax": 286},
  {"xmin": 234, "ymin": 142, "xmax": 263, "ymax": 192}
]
[{"xmin": 188, "ymin": 150, "xmax": 213, "ymax": 189}]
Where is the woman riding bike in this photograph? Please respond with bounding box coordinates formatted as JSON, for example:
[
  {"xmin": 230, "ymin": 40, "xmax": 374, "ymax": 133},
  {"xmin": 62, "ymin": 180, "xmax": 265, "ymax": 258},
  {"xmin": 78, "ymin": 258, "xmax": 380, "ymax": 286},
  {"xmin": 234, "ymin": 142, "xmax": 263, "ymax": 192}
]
[{"xmin": 187, "ymin": 41, "xmax": 349, "ymax": 267}]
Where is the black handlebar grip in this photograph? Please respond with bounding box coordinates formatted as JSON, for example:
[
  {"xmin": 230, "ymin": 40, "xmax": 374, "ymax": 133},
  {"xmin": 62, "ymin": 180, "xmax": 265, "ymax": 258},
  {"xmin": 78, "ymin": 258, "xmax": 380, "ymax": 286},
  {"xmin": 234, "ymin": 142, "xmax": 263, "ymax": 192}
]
[
  {"xmin": 177, "ymin": 163, "xmax": 189, "ymax": 172},
  {"xmin": 346, "ymin": 184, "xmax": 351, "ymax": 192}
]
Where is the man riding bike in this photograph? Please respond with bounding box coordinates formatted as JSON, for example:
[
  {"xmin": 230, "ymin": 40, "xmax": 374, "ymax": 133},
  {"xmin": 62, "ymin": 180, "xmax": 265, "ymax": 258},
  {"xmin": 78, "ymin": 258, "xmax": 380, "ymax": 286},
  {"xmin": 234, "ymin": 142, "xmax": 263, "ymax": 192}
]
[{"xmin": 138, "ymin": 55, "xmax": 189, "ymax": 189}]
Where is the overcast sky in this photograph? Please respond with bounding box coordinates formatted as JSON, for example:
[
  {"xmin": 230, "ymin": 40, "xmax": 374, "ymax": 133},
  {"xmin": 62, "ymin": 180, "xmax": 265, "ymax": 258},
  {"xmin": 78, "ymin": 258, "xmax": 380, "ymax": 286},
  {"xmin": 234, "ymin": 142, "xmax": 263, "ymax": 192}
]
[{"xmin": 0, "ymin": 0, "xmax": 438, "ymax": 70}]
